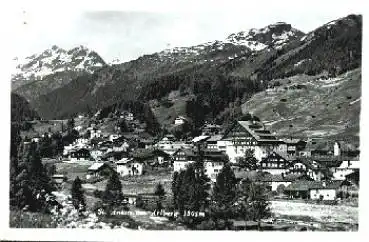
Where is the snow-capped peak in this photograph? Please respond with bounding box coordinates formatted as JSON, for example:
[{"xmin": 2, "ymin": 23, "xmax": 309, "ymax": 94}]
[
  {"xmin": 226, "ymin": 22, "xmax": 304, "ymax": 51},
  {"xmin": 12, "ymin": 45, "xmax": 106, "ymax": 82}
]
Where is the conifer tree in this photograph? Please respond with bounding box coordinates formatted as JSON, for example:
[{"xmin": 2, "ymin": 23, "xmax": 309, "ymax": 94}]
[
  {"xmin": 103, "ymin": 171, "xmax": 123, "ymax": 205},
  {"xmin": 71, "ymin": 176, "xmax": 86, "ymax": 212},
  {"xmin": 171, "ymin": 171, "xmax": 179, "ymax": 210},
  {"xmin": 154, "ymin": 182, "xmax": 166, "ymax": 198},
  {"xmin": 212, "ymin": 163, "xmax": 237, "ymax": 206}
]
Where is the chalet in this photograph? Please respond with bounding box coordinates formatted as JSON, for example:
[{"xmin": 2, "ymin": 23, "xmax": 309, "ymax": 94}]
[
  {"xmin": 172, "ymin": 148, "xmax": 228, "ymax": 182},
  {"xmin": 288, "ymin": 158, "xmax": 326, "ymax": 181},
  {"xmin": 86, "ymin": 162, "xmax": 114, "ymax": 179},
  {"xmin": 138, "ymin": 138, "xmax": 155, "ymax": 149},
  {"xmin": 202, "ymin": 123, "xmax": 221, "ymax": 135},
  {"xmin": 202, "ymin": 150, "xmax": 228, "ymax": 182},
  {"xmin": 156, "ymin": 137, "xmax": 192, "ymax": 155},
  {"xmin": 101, "ymin": 150, "xmax": 129, "ymax": 163},
  {"xmin": 280, "ymin": 138, "xmax": 307, "ymax": 158},
  {"xmin": 299, "ymin": 139, "xmax": 360, "ymax": 159},
  {"xmin": 309, "ymin": 181, "xmax": 342, "ymax": 201},
  {"xmin": 206, "ymin": 135, "xmax": 223, "ymax": 150},
  {"xmin": 172, "ymin": 149, "xmax": 197, "ymax": 172},
  {"xmin": 259, "ymin": 173, "xmax": 310, "ymax": 192},
  {"xmin": 90, "ymin": 149, "xmax": 103, "ymax": 161},
  {"xmin": 66, "ymin": 148, "xmax": 92, "ymax": 162},
  {"xmin": 113, "ymin": 142, "xmax": 129, "ymax": 152},
  {"xmin": 334, "ymin": 141, "xmax": 360, "ymax": 157},
  {"xmin": 285, "ymin": 180, "xmax": 341, "ymax": 200},
  {"xmin": 116, "ymin": 158, "xmax": 144, "ymax": 177},
  {"xmin": 87, "ymin": 127, "xmax": 102, "ymax": 139},
  {"xmin": 331, "ymin": 159, "xmax": 359, "ymax": 181},
  {"xmin": 259, "ymin": 152, "xmax": 291, "ymax": 175},
  {"xmin": 284, "ymin": 180, "xmax": 322, "ymax": 199},
  {"xmin": 339, "ymin": 179, "xmax": 359, "ymax": 198},
  {"xmin": 132, "ymin": 149, "xmax": 170, "ymax": 166},
  {"xmin": 220, "ymin": 120, "xmax": 283, "ymax": 162}
]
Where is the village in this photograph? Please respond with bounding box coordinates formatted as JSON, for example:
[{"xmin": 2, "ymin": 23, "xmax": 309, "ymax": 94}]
[{"xmin": 19, "ymin": 109, "xmax": 359, "ymax": 230}]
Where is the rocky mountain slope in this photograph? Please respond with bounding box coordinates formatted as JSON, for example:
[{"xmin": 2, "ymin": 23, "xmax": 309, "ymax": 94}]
[
  {"xmin": 14, "ymin": 14, "xmax": 362, "ymax": 139},
  {"xmin": 242, "ymin": 68, "xmax": 361, "ymax": 139},
  {"xmin": 31, "ymin": 21, "xmax": 306, "ymax": 119},
  {"xmin": 11, "ymin": 45, "xmax": 106, "ymax": 102},
  {"xmin": 11, "ymin": 93, "xmax": 39, "ymax": 122}
]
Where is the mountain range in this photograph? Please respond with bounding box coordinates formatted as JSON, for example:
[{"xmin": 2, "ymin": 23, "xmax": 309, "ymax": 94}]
[{"xmin": 11, "ymin": 14, "xmax": 362, "ymax": 139}]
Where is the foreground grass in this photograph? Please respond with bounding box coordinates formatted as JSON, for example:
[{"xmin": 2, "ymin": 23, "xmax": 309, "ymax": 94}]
[{"xmin": 10, "ymin": 210, "xmax": 57, "ymax": 228}]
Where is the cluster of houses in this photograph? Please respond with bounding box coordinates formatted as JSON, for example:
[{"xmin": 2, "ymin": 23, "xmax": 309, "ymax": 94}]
[
  {"xmin": 167, "ymin": 120, "xmax": 360, "ymax": 201},
  {"xmin": 40, "ymin": 111, "xmax": 360, "ymax": 202}
]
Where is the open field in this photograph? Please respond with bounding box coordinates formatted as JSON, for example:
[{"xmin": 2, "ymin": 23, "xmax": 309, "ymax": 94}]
[
  {"xmin": 84, "ymin": 168, "xmax": 172, "ymax": 195},
  {"xmin": 242, "ymin": 68, "xmax": 361, "ymax": 139},
  {"xmin": 55, "ymin": 162, "xmax": 92, "ymax": 181},
  {"xmin": 20, "ymin": 120, "xmax": 68, "ymax": 138},
  {"xmin": 270, "ymin": 200, "xmax": 358, "ymax": 231}
]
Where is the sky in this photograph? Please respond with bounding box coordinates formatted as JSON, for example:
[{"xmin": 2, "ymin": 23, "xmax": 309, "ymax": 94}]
[{"xmin": 9, "ymin": 0, "xmax": 364, "ymax": 63}]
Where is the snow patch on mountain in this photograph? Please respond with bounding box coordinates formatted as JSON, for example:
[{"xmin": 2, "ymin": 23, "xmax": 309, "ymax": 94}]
[{"xmin": 12, "ymin": 45, "xmax": 106, "ymax": 82}]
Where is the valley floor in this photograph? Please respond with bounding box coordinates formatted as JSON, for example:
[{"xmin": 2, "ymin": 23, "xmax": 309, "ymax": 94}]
[{"xmin": 269, "ymin": 200, "xmax": 358, "ymax": 231}]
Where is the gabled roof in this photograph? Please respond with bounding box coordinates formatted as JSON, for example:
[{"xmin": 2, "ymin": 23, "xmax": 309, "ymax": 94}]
[
  {"xmin": 346, "ymin": 170, "xmax": 359, "ymax": 186},
  {"xmin": 88, "ymin": 162, "xmax": 108, "ymax": 171},
  {"xmin": 291, "ymin": 157, "xmax": 326, "ymax": 171},
  {"xmin": 207, "ymin": 135, "xmax": 223, "ymax": 142},
  {"xmin": 281, "ymin": 138, "xmax": 306, "ymax": 144},
  {"xmin": 132, "ymin": 148, "xmax": 170, "ymax": 160},
  {"xmin": 285, "ymin": 180, "xmax": 343, "ymax": 191},
  {"xmin": 338, "ymin": 160, "xmax": 360, "ymax": 169},
  {"xmin": 261, "ymin": 151, "xmax": 289, "ymax": 163},
  {"xmin": 116, "ymin": 158, "xmax": 136, "ymax": 165},
  {"xmin": 173, "ymin": 148, "xmax": 197, "ymax": 158},
  {"xmin": 192, "ymin": 135, "xmax": 210, "ymax": 143},
  {"xmin": 228, "ymin": 120, "xmax": 281, "ymax": 143}
]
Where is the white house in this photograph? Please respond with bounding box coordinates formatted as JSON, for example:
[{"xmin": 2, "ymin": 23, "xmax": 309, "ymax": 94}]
[
  {"xmin": 309, "ymin": 181, "xmax": 342, "ymax": 201},
  {"xmin": 31, "ymin": 137, "xmax": 40, "ymax": 143},
  {"xmin": 75, "ymin": 125, "xmax": 83, "ymax": 132},
  {"xmin": 88, "ymin": 127, "xmax": 102, "ymax": 139},
  {"xmin": 172, "ymin": 149, "xmax": 197, "ymax": 173},
  {"xmin": 121, "ymin": 112, "xmax": 134, "ymax": 121},
  {"xmin": 334, "ymin": 142, "xmax": 341, "ymax": 156},
  {"xmin": 113, "ymin": 141, "xmax": 129, "ymax": 152},
  {"xmin": 156, "ymin": 137, "xmax": 192, "ymax": 155},
  {"xmin": 109, "ymin": 134, "xmax": 120, "ymax": 142},
  {"xmin": 332, "ymin": 160, "xmax": 359, "ymax": 180},
  {"xmin": 90, "ymin": 149, "xmax": 103, "ymax": 160},
  {"xmin": 116, "ymin": 158, "xmax": 144, "ymax": 177},
  {"xmin": 288, "ymin": 158, "xmax": 324, "ymax": 181},
  {"xmin": 204, "ymin": 160, "xmax": 225, "ymax": 182},
  {"xmin": 174, "ymin": 116, "xmax": 188, "ymax": 125},
  {"xmin": 172, "ymin": 149, "xmax": 228, "ymax": 182}
]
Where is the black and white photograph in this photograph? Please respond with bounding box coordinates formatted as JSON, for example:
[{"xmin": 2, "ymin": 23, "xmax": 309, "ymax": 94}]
[{"xmin": 1, "ymin": 0, "xmax": 367, "ymax": 238}]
